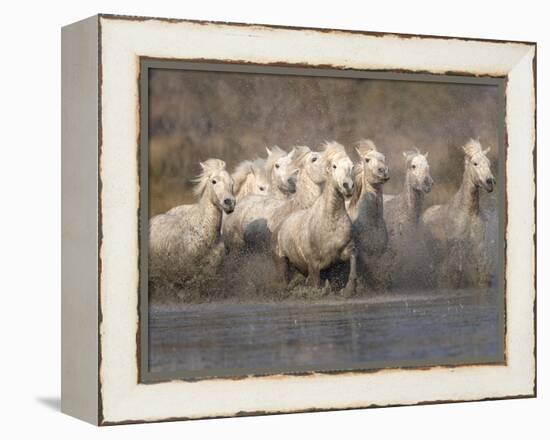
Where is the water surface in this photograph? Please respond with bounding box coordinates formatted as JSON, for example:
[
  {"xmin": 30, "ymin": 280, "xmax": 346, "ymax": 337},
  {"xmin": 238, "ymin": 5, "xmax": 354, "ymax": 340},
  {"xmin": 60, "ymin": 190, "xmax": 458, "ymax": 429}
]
[{"xmin": 148, "ymin": 287, "xmax": 503, "ymax": 377}]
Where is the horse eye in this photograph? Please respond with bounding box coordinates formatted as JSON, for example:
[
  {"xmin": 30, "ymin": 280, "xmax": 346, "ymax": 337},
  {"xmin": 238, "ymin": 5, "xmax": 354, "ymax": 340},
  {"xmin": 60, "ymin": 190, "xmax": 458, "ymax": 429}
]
[
  {"xmin": 211, "ymin": 179, "xmax": 217, "ymax": 185},
  {"xmin": 332, "ymin": 164, "xmax": 337, "ymax": 169},
  {"xmin": 259, "ymin": 186, "xmax": 265, "ymax": 191},
  {"xmin": 412, "ymin": 165, "xmax": 416, "ymax": 169},
  {"xmin": 473, "ymin": 162, "xmax": 478, "ymax": 166},
  {"xmin": 365, "ymin": 158, "xmax": 370, "ymax": 163},
  {"xmin": 312, "ymin": 157, "xmax": 317, "ymax": 162},
  {"xmin": 275, "ymin": 164, "xmax": 280, "ymax": 169}
]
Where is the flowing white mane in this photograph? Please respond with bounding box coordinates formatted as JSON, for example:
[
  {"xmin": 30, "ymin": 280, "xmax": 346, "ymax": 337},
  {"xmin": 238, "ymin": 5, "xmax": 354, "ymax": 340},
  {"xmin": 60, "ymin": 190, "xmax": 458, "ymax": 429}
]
[
  {"xmin": 355, "ymin": 138, "xmax": 377, "ymax": 156},
  {"xmin": 462, "ymin": 139, "xmax": 483, "ymax": 158},
  {"xmin": 232, "ymin": 160, "xmax": 254, "ymax": 191},
  {"xmin": 231, "ymin": 160, "xmax": 261, "ymax": 193},
  {"xmin": 351, "ymin": 139, "xmax": 379, "ymax": 200},
  {"xmin": 291, "ymin": 145, "xmax": 313, "ymax": 168},
  {"xmin": 403, "ymin": 147, "xmax": 422, "ymax": 164},
  {"xmin": 322, "ymin": 141, "xmax": 347, "ymax": 163}
]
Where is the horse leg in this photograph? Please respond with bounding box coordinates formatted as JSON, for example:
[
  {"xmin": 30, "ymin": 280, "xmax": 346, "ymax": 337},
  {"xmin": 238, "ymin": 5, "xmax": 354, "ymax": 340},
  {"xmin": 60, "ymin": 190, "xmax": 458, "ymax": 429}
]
[
  {"xmin": 440, "ymin": 254, "xmax": 456, "ymax": 290},
  {"xmin": 306, "ymin": 262, "xmax": 321, "ymax": 289},
  {"xmin": 425, "ymin": 233, "xmax": 443, "ymax": 289},
  {"xmin": 342, "ymin": 249, "xmax": 357, "ymax": 297},
  {"xmin": 339, "ymin": 241, "xmax": 357, "ymax": 296},
  {"xmin": 369, "ymin": 255, "xmax": 391, "ymax": 292},
  {"xmin": 273, "ymin": 254, "xmax": 290, "ymax": 287},
  {"xmin": 475, "ymin": 241, "xmax": 492, "ymax": 287},
  {"xmin": 288, "ymin": 271, "xmax": 305, "ymax": 289}
]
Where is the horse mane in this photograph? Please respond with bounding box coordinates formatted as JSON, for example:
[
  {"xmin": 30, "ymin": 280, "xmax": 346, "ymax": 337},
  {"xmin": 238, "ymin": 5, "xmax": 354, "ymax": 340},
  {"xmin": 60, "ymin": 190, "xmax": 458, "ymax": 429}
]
[
  {"xmin": 322, "ymin": 141, "xmax": 347, "ymax": 163},
  {"xmin": 291, "ymin": 145, "xmax": 312, "ymax": 168},
  {"xmin": 348, "ymin": 139, "xmax": 379, "ymax": 206},
  {"xmin": 403, "ymin": 147, "xmax": 421, "ymax": 164},
  {"xmin": 462, "ymin": 139, "xmax": 483, "ymax": 158},
  {"xmin": 232, "ymin": 160, "xmax": 254, "ymax": 194},
  {"xmin": 347, "ymin": 164, "xmax": 364, "ymax": 208},
  {"xmin": 191, "ymin": 158, "xmax": 226, "ymax": 196},
  {"xmin": 355, "ymin": 139, "xmax": 377, "ymax": 157}
]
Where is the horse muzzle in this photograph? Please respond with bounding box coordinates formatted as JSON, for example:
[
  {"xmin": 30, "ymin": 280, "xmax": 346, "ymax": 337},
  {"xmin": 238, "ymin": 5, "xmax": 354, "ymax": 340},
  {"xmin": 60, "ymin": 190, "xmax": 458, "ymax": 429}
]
[
  {"xmin": 376, "ymin": 169, "xmax": 390, "ymax": 183},
  {"xmin": 423, "ymin": 177, "xmax": 434, "ymax": 193},
  {"xmin": 484, "ymin": 177, "xmax": 496, "ymax": 193},
  {"xmin": 283, "ymin": 178, "xmax": 297, "ymax": 194},
  {"xmin": 222, "ymin": 198, "xmax": 236, "ymax": 213},
  {"xmin": 342, "ymin": 180, "xmax": 354, "ymax": 197}
]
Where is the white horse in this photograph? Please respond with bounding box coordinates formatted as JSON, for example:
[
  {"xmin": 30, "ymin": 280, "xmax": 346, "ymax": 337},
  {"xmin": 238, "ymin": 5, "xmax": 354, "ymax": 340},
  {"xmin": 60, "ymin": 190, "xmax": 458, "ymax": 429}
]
[
  {"xmin": 347, "ymin": 140, "xmax": 390, "ymax": 288},
  {"xmin": 290, "ymin": 145, "xmax": 326, "ymax": 208},
  {"xmin": 422, "ymin": 139, "xmax": 496, "ymax": 287},
  {"xmin": 231, "ymin": 159, "xmax": 270, "ymax": 202},
  {"xmin": 274, "ymin": 142, "xmax": 357, "ymax": 295},
  {"xmin": 222, "ymin": 146, "xmax": 298, "ymax": 250},
  {"xmin": 149, "ymin": 159, "xmax": 235, "ymax": 286},
  {"xmin": 268, "ymin": 145, "xmax": 326, "ymax": 233},
  {"xmin": 385, "ymin": 149, "xmax": 433, "ymax": 240},
  {"xmin": 383, "ymin": 148, "xmax": 433, "ymax": 287}
]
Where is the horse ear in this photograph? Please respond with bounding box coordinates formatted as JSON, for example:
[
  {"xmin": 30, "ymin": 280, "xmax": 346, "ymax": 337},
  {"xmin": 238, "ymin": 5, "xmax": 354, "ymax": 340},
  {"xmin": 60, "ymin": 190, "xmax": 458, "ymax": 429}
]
[
  {"xmin": 288, "ymin": 148, "xmax": 296, "ymax": 159},
  {"xmin": 265, "ymin": 147, "xmax": 272, "ymax": 157},
  {"xmin": 355, "ymin": 147, "xmax": 363, "ymax": 158},
  {"xmin": 483, "ymin": 147, "xmax": 491, "ymax": 155},
  {"xmin": 424, "ymin": 151, "xmax": 429, "ymax": 158},
  {"xmin": 199, "ymin": 162, "xmax": 206, "ymax": 170}
]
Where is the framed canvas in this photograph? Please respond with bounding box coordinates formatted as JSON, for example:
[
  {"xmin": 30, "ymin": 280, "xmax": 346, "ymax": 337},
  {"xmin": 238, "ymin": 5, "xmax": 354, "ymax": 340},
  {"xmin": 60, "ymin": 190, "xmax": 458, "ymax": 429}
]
[{"xmin": 61, "ymin": 14, "xmax": 536, "ymax": 425}]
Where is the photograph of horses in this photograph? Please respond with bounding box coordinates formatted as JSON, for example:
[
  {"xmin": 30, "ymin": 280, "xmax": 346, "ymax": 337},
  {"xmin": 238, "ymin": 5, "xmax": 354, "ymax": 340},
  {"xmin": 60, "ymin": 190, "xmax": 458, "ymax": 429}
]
[{"xmin": 143, "ymin": 64, "xmax": 504, "ymax": 379}]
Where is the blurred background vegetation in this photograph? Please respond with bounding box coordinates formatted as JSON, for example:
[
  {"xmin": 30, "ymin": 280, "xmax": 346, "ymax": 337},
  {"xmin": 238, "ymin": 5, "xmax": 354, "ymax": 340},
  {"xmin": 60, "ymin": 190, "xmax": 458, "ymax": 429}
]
[{"xmin": 148, "ymin": 68, "xmax": 499, "ymax": 217}]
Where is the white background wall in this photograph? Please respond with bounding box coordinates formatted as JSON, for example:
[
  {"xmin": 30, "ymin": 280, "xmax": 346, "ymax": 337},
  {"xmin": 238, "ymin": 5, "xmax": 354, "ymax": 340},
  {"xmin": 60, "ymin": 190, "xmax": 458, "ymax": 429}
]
[{"xmin": 0, "ymin": 0, "xmax": 546, "ymax": 437}]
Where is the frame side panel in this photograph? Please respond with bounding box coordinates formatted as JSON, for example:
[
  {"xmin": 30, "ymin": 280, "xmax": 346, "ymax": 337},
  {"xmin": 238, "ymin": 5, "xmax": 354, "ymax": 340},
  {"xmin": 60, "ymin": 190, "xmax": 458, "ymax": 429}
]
[{"xmin": 61, "ymin": 15, "xmax": 100, "ymax": 425}]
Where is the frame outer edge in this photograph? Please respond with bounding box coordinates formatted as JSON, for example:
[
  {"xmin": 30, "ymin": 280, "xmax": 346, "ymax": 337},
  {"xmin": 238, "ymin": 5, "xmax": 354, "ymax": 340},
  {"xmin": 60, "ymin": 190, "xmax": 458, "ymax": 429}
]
[
  {"xmin": 94, "ymin": 15, "xmax": 537, "ymax": 424},
  {"xmin": 531, "ymin": 43, "xmax": 537, "ymax": 398},
  {"xmin": 97, "ymin": 12, "xmax": 537, "ymax": 46}
]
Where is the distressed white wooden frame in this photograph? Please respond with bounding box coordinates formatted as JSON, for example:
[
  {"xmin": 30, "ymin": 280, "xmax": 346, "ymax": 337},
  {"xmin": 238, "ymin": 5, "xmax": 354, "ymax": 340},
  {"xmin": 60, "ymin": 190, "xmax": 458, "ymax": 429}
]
[{"xmin": 62, "ymin": 14, "xmax": 536, "ymax": 425}]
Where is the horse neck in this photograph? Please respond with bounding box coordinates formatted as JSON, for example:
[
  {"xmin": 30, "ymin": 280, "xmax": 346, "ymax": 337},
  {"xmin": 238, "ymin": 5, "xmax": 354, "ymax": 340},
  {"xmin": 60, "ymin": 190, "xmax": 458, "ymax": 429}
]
[
  {"xmin": 357, "ymin": 176, "xmax": 384, "ymax": 225},
  {"xmin": 402, "ymin": 172, "xmax": 424, "ymax": 224},
  {"xmin": 319, "ymin": 180, "xmax": 347, "ymax": 221},
  {"xmin": 237, "ymin": 174, "xmax": 254, "ymax": 201},
  {"xmin": 197, "ymin": 190, "xmax": 223, "ymax": 243},
  {"xmin": 452, "ymin": 169, "xmax": 480, "ymax": 216},
  {"xmin": 234, "ymin": 182, "xmax": 247, "ymax": 202},
  {"xmin": 295, "ymin": 170, "xmax": 322, "ymax": 208}
]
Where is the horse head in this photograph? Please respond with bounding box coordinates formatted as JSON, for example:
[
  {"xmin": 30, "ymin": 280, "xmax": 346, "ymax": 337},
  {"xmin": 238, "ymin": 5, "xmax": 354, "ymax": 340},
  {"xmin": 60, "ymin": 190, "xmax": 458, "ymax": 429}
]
[
  {"xmin": 266, "ymin": 146, "xmax": 298, "ymax": 194},
  {"xmin": 197, "ymin": 159, "xmax": 236, "ymax": 213},
  {"xmin": 355, "ymin": 139, "xmax": 390, "ymax": 187},
  {"xmin": 403, "ymin": 148, "xmax": 433, "ymax": 193},
  {"xmin": 463, "ymin": 139, "xmax": 495, "ymax": 193},
  {"xmin": 323, "ymin": 141, "xmax": 354, "ymax": 198}
]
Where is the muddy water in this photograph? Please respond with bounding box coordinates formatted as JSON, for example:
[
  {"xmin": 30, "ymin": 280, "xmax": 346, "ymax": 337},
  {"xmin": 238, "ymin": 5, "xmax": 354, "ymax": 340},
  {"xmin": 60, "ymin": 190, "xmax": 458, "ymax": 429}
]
[{"xmin": 148, "ymin": 287, "xmax": 503, "ymax": 377}]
